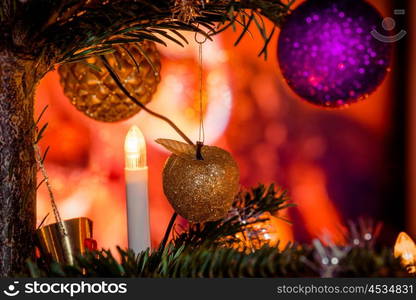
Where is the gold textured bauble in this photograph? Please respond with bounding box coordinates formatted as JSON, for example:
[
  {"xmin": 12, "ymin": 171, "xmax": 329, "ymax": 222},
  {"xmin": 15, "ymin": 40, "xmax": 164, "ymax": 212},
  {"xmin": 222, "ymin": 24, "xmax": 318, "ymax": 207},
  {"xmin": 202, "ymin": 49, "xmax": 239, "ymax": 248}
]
[
  {"xmin": 158, "ymin": 139, "xmax": 240, "ymax": 223},
  {"xmin": 58, "ymin": 41, "xmax": 161, "ymax": 122}
]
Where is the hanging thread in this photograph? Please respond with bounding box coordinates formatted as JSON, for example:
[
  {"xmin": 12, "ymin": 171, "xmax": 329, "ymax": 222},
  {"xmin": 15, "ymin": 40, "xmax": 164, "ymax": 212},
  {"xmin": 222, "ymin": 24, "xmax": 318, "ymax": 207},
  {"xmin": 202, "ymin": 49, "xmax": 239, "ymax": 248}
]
[
  {"xmin": 198, "ymin": 42, "xmax": 205, "ymax": 144},
  {"xmin": 194, "ymin": 29, "xmax": 208, "ymax": 160},
  {"xmin": 194, "ymin": 30, "xmax": 207, "ymax": 145}
]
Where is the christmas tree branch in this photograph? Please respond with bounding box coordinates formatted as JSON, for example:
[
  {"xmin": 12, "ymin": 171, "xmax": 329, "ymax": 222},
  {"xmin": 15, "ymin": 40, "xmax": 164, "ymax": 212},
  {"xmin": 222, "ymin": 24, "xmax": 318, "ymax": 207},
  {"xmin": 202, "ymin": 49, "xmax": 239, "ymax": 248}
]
[
  {"xmin": 173, "ymin": 184, "xmax": 293, "ymax": 248},
  {"xmin": 24, "ymin": 184, "xmax": 410, "ymax": 278},
  {"xmin": 26, "ymin": 243, "xmax": 407, "ymax": 278},
  {"xmin": 1, "ymin": 1, "xmax": 293, "ymax": 62},
  {"xmin": 159, "ymin": 213, "xmax": 178, "ymax": 253}
]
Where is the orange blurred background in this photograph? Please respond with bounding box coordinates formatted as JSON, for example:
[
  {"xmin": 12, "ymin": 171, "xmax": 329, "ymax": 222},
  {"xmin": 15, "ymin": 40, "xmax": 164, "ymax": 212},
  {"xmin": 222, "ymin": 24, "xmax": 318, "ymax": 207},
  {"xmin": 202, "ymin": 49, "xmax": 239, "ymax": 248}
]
[{"xmin": 35, "ymin": 0, "xmax": 404, "ymax": 251}]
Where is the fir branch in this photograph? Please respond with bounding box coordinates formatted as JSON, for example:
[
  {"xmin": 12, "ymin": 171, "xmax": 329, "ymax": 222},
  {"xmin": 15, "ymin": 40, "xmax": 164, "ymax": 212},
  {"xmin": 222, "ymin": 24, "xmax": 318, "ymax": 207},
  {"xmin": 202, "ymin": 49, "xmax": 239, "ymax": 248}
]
[
  {"xmin": 25, "ymin": 243, "xmax": 409, "ymax": 278},
  {"xmin": 173, "ymin": 184, "xmax": 294, "ymax": 248},
  {"xmin": 2, "ymin": 1, "xmax": 293, "ymax": 61},
  {"xmin": 24, "ymin": 182, "xmax": 410, "ymax": 278},
  {"xmin": 339, "ymin": 247, "xmax": 408, "ymax": 277}
]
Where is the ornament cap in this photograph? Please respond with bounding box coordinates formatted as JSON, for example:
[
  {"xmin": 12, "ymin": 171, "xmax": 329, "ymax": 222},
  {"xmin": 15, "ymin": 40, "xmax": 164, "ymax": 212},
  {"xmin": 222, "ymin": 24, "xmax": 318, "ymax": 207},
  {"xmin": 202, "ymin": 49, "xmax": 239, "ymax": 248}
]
[{"xmin": 196, "ymin": 141, "xmax": 204, "ymax": 160}]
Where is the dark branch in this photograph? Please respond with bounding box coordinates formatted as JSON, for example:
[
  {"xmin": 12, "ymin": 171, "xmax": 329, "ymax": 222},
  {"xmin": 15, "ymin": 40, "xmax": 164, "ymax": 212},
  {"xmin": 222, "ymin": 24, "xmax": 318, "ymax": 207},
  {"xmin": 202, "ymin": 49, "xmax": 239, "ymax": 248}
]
[{"xmin": 1, "ymin": 1, "xmax": 293, "ymax": 62}]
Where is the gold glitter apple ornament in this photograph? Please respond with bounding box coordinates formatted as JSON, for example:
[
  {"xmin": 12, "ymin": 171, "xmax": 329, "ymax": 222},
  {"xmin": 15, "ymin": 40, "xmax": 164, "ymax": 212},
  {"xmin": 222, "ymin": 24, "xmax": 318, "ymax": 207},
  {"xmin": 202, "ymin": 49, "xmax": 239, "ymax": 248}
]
[
  {"xmin": 157, "ymin": 32, "xmax": 239, "ymax": 223},
  {"xmin": 156, "ymin": 139, "xmax": 240, "ymax": 223}
]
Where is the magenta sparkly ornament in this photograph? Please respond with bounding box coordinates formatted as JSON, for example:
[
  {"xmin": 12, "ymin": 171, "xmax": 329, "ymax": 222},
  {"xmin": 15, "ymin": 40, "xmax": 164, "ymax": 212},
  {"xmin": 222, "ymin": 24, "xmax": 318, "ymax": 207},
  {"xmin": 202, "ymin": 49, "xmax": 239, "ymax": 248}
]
[{"xmin": 278, "ymin": 0, "xmax": 391, "ymax": 108}]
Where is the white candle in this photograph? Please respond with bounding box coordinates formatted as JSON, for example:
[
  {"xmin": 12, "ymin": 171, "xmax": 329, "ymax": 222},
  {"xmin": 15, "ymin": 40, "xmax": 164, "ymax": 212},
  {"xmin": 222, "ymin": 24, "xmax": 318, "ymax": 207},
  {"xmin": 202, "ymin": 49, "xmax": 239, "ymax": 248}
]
[{"xmin": 124, "ymin": 125, "xmax": 151, "ymax": 253}]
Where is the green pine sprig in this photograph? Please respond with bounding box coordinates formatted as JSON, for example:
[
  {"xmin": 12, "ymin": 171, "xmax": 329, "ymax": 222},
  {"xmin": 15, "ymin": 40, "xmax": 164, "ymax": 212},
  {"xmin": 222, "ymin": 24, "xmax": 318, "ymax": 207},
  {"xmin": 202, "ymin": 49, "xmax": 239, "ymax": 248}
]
[
  {"xmin": 26, "ymin": 243, "xmax": 408, "ymax": 278},
  {"xmin": 24, "ymin": 184, "xmax": 410, "ymax": 278},
  {"xmin": 173, "ymin": 184, "xmax": 293, "ymax": 248},
  {"xmin": 0, "ymin": 1, "xmax": 294, "ymax": 64}
]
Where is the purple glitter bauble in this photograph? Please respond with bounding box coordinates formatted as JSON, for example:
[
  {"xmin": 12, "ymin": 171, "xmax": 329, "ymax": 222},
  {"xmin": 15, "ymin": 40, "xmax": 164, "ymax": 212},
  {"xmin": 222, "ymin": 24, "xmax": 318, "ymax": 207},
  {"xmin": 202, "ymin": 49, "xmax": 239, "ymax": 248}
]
[{"xmin": 278, "ymin": 0, "xmax": 391, "ymax": 108}]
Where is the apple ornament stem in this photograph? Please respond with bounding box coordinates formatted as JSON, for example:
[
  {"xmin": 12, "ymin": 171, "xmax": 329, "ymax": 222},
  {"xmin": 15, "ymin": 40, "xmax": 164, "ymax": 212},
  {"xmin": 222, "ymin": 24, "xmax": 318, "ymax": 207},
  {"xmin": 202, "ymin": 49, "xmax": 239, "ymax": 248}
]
[
  {"xmin": 157, "ymin": 139, "xmax": 240, "ymax": 223},
  {"xmin": 124, "ymin": 125, "xmax": 151, "ymax": 253}
]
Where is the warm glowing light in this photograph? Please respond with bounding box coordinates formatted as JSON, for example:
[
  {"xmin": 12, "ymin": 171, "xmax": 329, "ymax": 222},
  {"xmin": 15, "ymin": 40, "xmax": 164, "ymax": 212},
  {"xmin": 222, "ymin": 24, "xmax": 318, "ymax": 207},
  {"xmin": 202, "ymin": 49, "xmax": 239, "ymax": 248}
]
[
  {"xmin": 233, "ymin": 212, "xmax": 292, "ymax": 252},
  {"xmin": 133, "ymin": 40, "xmax": 232, "ymax": 149},
  {"xmin": 394, "ymin": 232, "xmax": 416, "ymax": 273},
  {"xmin": 124, "ymin": 125, "xmax": 147, "ymax": 170},
  {"xmin": 290, "ymin": 163, "xmax": 346, "ymax": 245}
]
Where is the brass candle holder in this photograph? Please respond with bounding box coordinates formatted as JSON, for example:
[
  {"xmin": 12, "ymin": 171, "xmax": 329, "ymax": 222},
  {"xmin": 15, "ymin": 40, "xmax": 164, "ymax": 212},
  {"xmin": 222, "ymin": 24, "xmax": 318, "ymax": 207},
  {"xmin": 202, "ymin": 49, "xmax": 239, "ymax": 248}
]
[{"xmin": 36, "ymin": 217, "xmax": 94, "ymax": 264}]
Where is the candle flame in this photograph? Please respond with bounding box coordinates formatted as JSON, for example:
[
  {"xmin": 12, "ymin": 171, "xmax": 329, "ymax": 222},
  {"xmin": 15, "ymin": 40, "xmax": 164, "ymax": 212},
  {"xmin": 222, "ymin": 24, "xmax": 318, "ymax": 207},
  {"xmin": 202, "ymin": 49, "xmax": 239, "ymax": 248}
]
[
  {"xmin": 124, "ymin": 125, "xmax": 147, "ymax": 170},
  {"xmin": 394, "ymin": 232, "xmax": 416, "ymax": 274}
]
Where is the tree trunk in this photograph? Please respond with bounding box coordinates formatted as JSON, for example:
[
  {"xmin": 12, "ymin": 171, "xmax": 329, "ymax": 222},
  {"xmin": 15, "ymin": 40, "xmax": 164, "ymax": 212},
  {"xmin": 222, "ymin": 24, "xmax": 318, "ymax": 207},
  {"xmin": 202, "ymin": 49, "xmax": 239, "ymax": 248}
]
[{"xmin": 0, "ymin": 53, "xmax": 39, "ymax": 276}]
